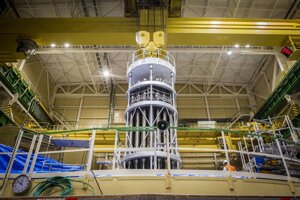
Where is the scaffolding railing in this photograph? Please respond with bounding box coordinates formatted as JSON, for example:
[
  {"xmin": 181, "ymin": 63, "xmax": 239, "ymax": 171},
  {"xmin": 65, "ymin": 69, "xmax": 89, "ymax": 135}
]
[{"xmin": 0, "ymin": 115, "xmax": 299, "ymax": 194}]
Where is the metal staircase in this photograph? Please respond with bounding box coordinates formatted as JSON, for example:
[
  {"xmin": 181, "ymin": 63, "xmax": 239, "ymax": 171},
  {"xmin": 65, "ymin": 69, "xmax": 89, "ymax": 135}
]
[
  {"xmin": 0, "ymin": 65, "xmax": 54, "ymax": 127},
  {"xmin": 255, "ymin": 61, "xmax": 300, "ymax": 119}
]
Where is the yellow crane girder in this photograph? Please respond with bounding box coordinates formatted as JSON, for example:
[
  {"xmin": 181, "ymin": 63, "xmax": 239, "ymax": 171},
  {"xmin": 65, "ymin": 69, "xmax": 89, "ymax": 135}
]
[
  {"xmin": 0, "ymin": 18, "xmax": 299, "ymax": 46},
  {"xmin": 0, "ymin": 17, "xmax": 300, "ymax": 62}
]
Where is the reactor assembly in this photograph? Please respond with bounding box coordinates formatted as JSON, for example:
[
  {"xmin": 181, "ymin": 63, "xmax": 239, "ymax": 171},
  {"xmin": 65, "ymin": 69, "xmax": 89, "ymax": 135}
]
[{"xmin": 122, "ymin": 31, "xmax": 181, "ymax": 169}]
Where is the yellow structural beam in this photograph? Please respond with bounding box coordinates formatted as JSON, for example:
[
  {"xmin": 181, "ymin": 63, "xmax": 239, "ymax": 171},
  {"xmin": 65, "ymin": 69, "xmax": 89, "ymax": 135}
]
[
  {"xmin": 47, "ymin": 129, "xmax": 243, "ymax": 147},
  {"xmin": 0, "ymin": 18, "xmax": 299, "ymax": 47},
  {"xmin": 3, "ymin": 175, "xmax": 300, "ymax": 197},
  {"xmin": 167, "ymin": 18, "xmax": 300, "ymax": 46},
  {"xmin": 0, "ymin": 18, "xmax": 136, "ymax": 46}
]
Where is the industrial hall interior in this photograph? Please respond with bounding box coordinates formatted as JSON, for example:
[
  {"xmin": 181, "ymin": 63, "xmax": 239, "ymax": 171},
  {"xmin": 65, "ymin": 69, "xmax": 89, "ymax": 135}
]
[{"xmin": 1, "ymin": 0, "xmax": 300, "ymax": 199}]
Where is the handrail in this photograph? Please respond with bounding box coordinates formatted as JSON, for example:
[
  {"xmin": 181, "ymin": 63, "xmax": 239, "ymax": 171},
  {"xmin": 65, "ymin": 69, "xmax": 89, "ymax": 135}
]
[{"xmin": 127, "ymin": 48, "xmax": 175, "ymax": 71}]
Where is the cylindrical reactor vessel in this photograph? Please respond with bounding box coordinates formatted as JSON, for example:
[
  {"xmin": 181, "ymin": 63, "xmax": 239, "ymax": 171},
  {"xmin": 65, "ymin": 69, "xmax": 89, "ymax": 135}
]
[{"xmin": 123, "ymin": 49, "xmax": 180, "ymax": 169}]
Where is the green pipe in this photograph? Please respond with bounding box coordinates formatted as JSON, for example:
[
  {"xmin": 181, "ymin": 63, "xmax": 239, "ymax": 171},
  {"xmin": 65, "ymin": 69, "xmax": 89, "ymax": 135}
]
[{"xmin": 46, "ymin": 126, "xmax": 157, "ymax": 134}]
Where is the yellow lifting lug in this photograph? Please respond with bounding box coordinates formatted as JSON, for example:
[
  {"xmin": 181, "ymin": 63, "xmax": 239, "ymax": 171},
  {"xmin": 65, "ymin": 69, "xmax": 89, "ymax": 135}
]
[
  {"xmin": 136, "ymin": 31, "xmax": 167, "ymax": 52},
  {"xmin": 136, "ymin": 31, "xmax": 150, "ymax": 48},
  {"xmin": 153, "ymin": 31, "xmax": 166, "ymax": 48}
]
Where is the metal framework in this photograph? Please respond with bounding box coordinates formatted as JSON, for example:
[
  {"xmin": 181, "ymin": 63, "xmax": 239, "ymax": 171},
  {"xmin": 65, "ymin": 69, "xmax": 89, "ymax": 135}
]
[{"xmin": 34, "ymin": 45, "xmax": 278, "ymax": 86}]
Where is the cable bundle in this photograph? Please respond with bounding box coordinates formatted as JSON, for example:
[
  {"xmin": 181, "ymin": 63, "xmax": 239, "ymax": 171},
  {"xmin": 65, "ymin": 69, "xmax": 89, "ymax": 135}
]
[{"xmin": 31, "ymin": 176, "xmax": 94, "ymax": 197}]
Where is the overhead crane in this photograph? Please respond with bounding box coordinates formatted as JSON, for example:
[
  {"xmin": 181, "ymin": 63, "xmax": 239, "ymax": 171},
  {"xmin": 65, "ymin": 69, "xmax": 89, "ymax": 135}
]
[{"xmin": 0, "ymin": 17, "xmax": 300, "ymax": 62}]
